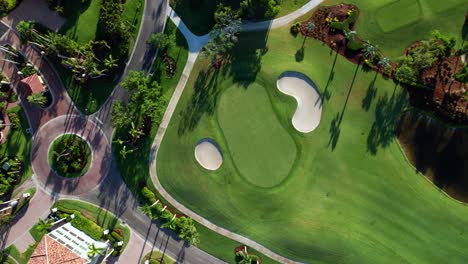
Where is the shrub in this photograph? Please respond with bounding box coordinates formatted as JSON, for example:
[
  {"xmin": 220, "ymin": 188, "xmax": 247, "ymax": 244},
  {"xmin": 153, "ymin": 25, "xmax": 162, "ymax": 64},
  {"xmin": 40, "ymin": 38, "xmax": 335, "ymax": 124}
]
[
  {"xmin": 111, "ymin": 231, "xmax": 123, "ymax": 242},
  {"xmin": 347, "ymin": 35, "xmax": 365, "ymax": 51},
  {"xmin": 0, "ymin": 183, "xmax": 10, "ymax": 195},
  {"xmin": 330, "ymin": 10, "xmax": 357, "ymax": 31},
  {"xmin": 454, "ymin": 64, "xmax": 468, "ymax": 83},
  {"xmin": 141, "ymin": 186, "xmax": 157, "ymax": 204},
  {"xmin": 70, "ymin": 211, "xmax": 103, "ymax": 240}
]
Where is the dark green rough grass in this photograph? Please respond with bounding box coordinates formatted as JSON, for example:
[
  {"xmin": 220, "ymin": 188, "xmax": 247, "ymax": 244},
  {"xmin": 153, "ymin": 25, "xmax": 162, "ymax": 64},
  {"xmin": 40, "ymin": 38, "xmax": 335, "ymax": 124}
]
[
  {"xmin": 48, "ymin": 134, "xmax": 91, "ymax": 178},
  {"xmin": 53, "ymin": 199, "xmax": 131, "ymax": 251},
  {"xmin": 173, "ymin": 0, "xmax": 309, "ymax": 36},
  {"xmin": 156, "ymin": 6, "xmax": 468, "ymax": 263},
  {"xmin": 0, "ymin": 106, "xmax": 32, "ymax": 185},
  {"xmin": 113, "ymin": 19, "xmax": 188, "ymax": 195}
]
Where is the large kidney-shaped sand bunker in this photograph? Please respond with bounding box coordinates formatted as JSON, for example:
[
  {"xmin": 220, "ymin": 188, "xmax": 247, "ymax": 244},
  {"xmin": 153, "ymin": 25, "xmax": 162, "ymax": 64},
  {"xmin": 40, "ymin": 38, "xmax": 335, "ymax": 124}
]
[
  {"xmin": 194, "ymin": 139, "xmax": 223, "ymax": 170},
  {"xmin": 277, "ymin": 71, "xmax": 322, "ymax": 133}
]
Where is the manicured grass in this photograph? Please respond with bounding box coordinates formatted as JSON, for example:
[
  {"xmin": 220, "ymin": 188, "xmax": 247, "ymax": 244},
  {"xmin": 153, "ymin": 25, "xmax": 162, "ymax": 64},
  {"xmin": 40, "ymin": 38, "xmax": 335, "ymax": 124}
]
[
  {"xmin": 0, "ymin": 106, "xmax": 32, "ymax": 185},
  {"xmin": 53, "ymin": 199, "xmax": 131, "ymax": 251},
  {"xmin": 376, "ymin": 0, "xmax": 422, "ymax": 32},
  {"xmin": 56, "ymin": 0, "xmax": 144, "ymax": 114},
  {"xmin": 141, "ymin": 250, "xmax": 176, "ymax": 264},
  {"xmin": 59, "ymin": 0, "xmax": 102, "ymax": 43},
  {"xmin": 324, "ymin": 0, "xmax": 466, "ymax": 58},
  {"xmin": 217, "ymin": 83, "xmax": 296, "ymax": 188},
  {"xmin": 173, "ymin": 0, "xmax": 309, "ymax": 36},
  {"xmin": 48, "ymin": 134, "xmax": 91, "ymax": 178},
  {"xmin": 113, "ymin": 19, "xmax": 188, "ymax": 195},
  {"xmin": 156, "ymin": 7, "xmax": 468, "ymax": 264}
]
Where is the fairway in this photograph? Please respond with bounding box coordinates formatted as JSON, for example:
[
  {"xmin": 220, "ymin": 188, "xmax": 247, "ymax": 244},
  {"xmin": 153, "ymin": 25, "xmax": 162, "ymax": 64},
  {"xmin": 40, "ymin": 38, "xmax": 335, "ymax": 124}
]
[
  {"xmin": 217, "ymin": 83, "xmax": 296, "ymax": 188},
  {"xmin": 376, "ymin": 0, "xmax": 421, "ymax": 32},
  {"xmin": 156, "ymin": 2, "xmax": 468, "ymax": 264}
]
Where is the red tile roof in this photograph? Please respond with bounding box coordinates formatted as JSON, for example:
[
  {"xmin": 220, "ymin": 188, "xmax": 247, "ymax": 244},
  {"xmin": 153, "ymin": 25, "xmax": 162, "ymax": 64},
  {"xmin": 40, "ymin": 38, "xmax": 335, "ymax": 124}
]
[
  {"xmin": 28, "ymin": 235, "xmax": 87, "ymax": 264},
  {"xmin": 19, "ymin": 73, "xmax": 45, "ymax": 96}
]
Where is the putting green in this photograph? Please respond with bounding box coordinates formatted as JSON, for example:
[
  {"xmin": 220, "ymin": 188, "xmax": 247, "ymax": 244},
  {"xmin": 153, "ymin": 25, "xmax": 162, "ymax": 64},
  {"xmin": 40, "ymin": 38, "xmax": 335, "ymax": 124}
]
[{"xmin": 217, "ymin": 83, "xmax": 296, "ymax": 188}]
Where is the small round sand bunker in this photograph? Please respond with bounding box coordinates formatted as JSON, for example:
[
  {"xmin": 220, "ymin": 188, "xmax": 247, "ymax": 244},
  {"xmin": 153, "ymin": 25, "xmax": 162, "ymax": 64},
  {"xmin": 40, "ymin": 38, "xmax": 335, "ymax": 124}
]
[
  {"xmin": 277, "ymin": 71, "xmax": 322, "ymax": 133},
  {"xmin": 194, "ymin": 139, "xmax": 223, "ymax": 170}
]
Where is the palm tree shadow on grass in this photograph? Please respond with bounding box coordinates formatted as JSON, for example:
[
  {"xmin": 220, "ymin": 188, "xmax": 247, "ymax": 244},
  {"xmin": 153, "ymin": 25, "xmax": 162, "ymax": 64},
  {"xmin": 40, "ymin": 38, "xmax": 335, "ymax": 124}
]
[
  {"xmin": 361, "ymin": 72, "xmax": 378, "ymax": 111},
  {"xmin": 366, "ymin": 84, "xmax": 408, "ymax": 155},
  {"xmin": 177, "ymin": 69, "xmax": 222, "ymax": 135},
  {"xmin": 328, "ymin": 62, "xmax": 360, "ymax": 150}
]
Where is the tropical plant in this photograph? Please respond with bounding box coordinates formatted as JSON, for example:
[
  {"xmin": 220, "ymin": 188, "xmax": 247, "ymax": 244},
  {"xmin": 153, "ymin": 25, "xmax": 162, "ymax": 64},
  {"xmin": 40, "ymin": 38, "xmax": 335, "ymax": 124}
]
[
  {"xmin": 378, "ymin": 57, "xmax": 390, "ymax": 68},
  {"xmin": 36, "ymin": 218, "xmax": 53, "ymax": 233},
  {"xmin": 306, "ymin": 22, "xmax": 315, "ymax": 32},
  {"xmin": 147, "ymin": 32, "xmax": 175, "ymax": 50},
  {"xmin": 343, "ymin": 30, "xmax": 356, "ymax": 40},
  {"xmin": 119, "ymin": 145, "xmax": 136, "ymax": 159},
  {"xmin": 142, "ymin": 204, "xmax": 153, "ymax": 218},
  {"xmin": 87, "ymin": 243, "xmax": 104, "ymax": 258},
  {"xmin": 236, "ymin": 250, "xmax": 255, "ymax": 264},
  {"xmin": 177, "ymin": 217, "xmax": 200, "ymax": 245},
  {"xmin": 362, "ymin": 42, "xmax": 378, "ymax": 58},
  {"xmin": 27, "ymin": 92, "xmax": 47, "ymax": 107}
]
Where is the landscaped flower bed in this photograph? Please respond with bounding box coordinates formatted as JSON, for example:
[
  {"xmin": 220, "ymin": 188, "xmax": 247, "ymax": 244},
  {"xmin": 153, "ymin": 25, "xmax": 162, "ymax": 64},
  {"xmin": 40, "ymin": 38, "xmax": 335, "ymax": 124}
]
[{"xmin": 48, "ymin": 134, "xmax": 91, "ymax": 178}]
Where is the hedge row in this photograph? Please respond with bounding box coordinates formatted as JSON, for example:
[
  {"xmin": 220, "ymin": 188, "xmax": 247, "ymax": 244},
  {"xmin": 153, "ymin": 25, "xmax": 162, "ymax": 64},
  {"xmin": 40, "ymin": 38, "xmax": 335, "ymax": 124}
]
[{"xmin": 70, "ymin": 211, "xmax": 103, "ymax": 240}]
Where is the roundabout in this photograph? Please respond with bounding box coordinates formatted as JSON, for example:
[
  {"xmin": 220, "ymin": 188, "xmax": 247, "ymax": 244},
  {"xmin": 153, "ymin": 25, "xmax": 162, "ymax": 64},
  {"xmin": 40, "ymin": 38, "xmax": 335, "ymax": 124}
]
[{"xmin": 31, "ymin": 115, "xmax": 111, "ymax": 195}]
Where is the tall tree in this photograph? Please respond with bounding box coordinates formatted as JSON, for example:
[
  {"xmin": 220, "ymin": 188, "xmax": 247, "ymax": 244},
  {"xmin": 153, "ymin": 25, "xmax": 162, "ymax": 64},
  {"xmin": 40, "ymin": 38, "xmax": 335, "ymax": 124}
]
[{"xmin": 87, "ymin": 243, "xmax": 105, "ymax": 258}]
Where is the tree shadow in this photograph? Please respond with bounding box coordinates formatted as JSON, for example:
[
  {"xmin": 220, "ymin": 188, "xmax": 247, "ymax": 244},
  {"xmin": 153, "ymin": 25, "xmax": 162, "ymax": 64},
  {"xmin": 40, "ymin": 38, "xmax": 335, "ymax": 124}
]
[
  {"xmin": 177, "ymin": 68, "xmax": 221, "ymax": 135},
  {"xmin": 295, "ymin": 47, "xmax": 304, "ymax": 62},
  {"xmin": 361, "ymin": 72, "xmax": 378, "ymax": 111},
  {"xmin": 366, "ymin": 84, "xmax": 408, "ymax": 154},
  {"xmin": 228, "ymin": 29, "xmax": 269, "ymax": 88},
  {"xmin": 328, "ymin": 63, "xmax": 360, "ymax": 150},
  {"xmin": 322, "ymin": 50, "xmax": 340, "ymax": 102}
]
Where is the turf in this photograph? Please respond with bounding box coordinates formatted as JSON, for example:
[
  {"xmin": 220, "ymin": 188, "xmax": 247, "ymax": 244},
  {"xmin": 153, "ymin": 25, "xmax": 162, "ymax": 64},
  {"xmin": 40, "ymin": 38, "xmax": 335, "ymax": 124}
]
[
  {"xmin": 172, "ymin": 0, "xmax": 309, "ymax": 36},
  {"xmin": 59, "ymin": 0, "xmax": 102, "ymax": 43},
  {"xmin": 323, "ymin": 0, "xmax": 467, "ymax": 59},
  {"xmin": 0, "ymin": 106, "xmax": 32, "ymax": 185},
  {"xmin": 217, "ymin": 83, "xmax": 296, "ymax": 188},
  {"xmin": 156, "ymin": 5, "xmax": 468, "ymax": 263}
]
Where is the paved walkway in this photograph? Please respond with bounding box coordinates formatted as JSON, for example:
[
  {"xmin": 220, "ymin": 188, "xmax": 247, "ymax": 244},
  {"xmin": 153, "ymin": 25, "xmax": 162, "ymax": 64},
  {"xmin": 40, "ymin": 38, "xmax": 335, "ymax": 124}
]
[
  {"xmin": 149, "ymin": 1, "xmax": 325, "ymax": 263},
  {"xmin": 2, "ymin": 188, "xmax": 54, "ymax": 251},
  {"xmin": 241, "ymin": 0, "xmax": 322, "ymax": 32}
]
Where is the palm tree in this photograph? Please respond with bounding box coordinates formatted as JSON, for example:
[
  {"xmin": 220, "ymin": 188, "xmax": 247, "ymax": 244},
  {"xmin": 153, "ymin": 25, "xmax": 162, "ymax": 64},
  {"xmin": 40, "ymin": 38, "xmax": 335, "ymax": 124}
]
[
  {"xmin": 306, "ymin": 22, "xmax": 315, "ymax": 32},
  {"xmin": 236, "ymin": 250, "xmax": 254, "ymax": 264},
  {"xmin": 119, "ymin": 145, "xmax": 136, "ymax": 159},
  {"xmin": 378, "ymin": 56, "xmax": 390, "ymax": 68},
  {"xmin": 36, "ymin": 219, "xmax": 53, "ymax": 233},
  {"xmin": 161, "ymin": 216, "xmax": 178, "ymax": 230},
  {"xmin": 129, "ymin": 122, "xmax": 144, "ymax": 142},
  {"xmin": 362, "ymin": 42, "xmax": 378, "ymax": 58},
  {"xmin": 27, "ymin": 92, "xmax": 47, "ymax": 107},
  {"xmin": 344, "ymin": 30, "xmax": 356, "ymax": 40},
  {"xmin": 142, "ymin": 204, "xmax": 153, "ymax": 217},
  {"xmin": 87, "ymin": 243, "xmax": 105, "ymax": 258},
  {"xmin": 103, "ymin": 55, "xmax": 118, "ymax": 72}
]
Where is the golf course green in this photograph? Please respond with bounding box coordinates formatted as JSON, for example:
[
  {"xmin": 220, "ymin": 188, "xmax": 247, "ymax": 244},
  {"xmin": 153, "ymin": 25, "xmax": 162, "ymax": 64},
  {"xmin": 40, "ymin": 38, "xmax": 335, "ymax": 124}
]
[{"xmin": 157, "ymin": 1, "xmax": 468, "ymax": 263}]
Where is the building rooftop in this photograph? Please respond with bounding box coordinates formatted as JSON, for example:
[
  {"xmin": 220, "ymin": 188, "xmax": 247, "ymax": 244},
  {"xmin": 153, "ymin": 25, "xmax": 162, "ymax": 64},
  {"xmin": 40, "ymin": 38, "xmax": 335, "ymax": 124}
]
[{"xmin": 19, "ymin": 73, "xmax": 45, "ymax": 96}]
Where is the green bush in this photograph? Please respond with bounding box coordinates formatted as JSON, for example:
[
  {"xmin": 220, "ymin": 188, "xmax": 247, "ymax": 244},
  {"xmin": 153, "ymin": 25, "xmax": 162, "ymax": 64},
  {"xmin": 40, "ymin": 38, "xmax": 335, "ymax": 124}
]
[
  {"xmin": 0, "ymin": 183, "xmax": 10, "ymax": 195},
  {"xmin": 56, "ymin": 205, "xmax": 75, "ymax": 215},
  {"xmin": 330, "ymin": 10, "xmax": 357, "ymax": 31},
  {"xmin": 454, "ymin": 64, "xmax": 468, "ymax": 83},
  {"xmin": 111, "ymin": 231, "xmax": 123, "ymax": 242},
  {"xmin": 70, "ymin": 211, "xmax": 103, "ymax": 240},
  {"xmin": 347, "ymin": 35, "xmax": 365, "ymax": 51},
  {"xmin": 141, "ymin": 186, "xmax": 157, "ymax": 204}
]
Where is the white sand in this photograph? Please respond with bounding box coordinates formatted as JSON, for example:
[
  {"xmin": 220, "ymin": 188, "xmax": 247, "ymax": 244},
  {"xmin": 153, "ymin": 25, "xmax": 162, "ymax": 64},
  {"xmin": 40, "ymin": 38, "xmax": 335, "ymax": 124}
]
[
  {"xmin": 277, "ymin": 71, "xmax": 322, "ymax": 133},
  {"xmin": 194, "ymin": 139, "xmax": 223, "ymax": 170}
]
